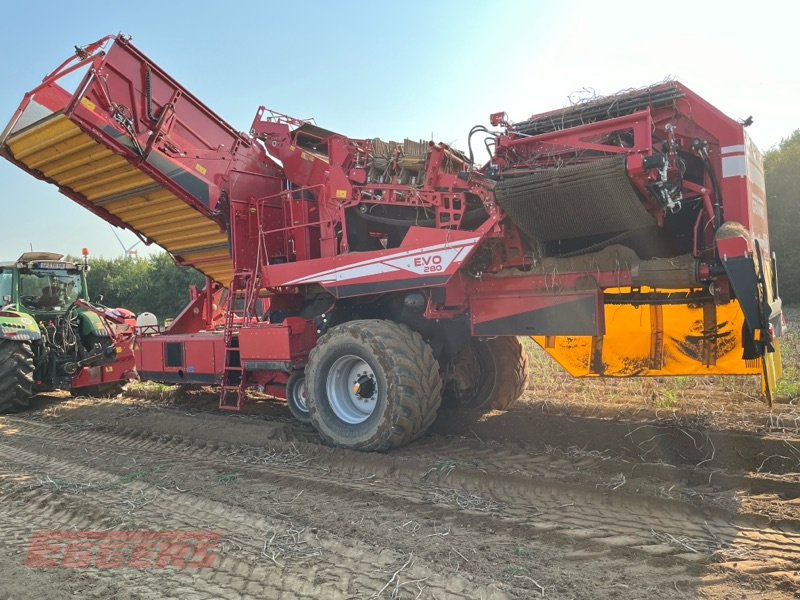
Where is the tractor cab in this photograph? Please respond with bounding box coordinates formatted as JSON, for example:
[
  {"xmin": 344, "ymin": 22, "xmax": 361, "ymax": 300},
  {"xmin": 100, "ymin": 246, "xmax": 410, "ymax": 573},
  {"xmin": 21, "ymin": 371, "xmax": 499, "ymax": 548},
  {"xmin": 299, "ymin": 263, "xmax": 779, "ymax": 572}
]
[{"xmin": 4, "ymin": 252, "xmax": 88, "ymax": 318}]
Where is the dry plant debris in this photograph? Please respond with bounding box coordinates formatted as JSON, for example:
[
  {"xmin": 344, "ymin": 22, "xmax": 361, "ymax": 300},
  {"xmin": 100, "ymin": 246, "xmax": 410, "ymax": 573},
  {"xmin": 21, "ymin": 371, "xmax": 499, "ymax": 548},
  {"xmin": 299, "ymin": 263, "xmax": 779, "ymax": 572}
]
[
  {"xmin": 261, "ymin": 524, "xmax": 322, "ymax": 565},
  {"xmin": 428, "ymin": 487, "xmax": 504, "ymax": 512}
]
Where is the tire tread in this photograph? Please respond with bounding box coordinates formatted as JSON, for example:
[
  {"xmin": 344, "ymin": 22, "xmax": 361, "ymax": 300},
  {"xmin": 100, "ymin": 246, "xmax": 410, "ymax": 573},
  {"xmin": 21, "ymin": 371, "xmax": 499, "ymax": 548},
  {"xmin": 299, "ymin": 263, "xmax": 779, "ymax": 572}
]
[
  {"xmin": 307, "ymin": 320, "xmax": 442, "ymax": 451},
  {"xmin": 0, "ymin": 340, "xmax": 34, "ymax": 413}
]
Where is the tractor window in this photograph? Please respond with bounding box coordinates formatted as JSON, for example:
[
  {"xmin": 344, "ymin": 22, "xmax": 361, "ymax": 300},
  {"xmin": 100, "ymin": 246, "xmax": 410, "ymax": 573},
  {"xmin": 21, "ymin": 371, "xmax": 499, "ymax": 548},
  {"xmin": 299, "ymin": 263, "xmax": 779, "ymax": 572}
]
[
  {"xmin": 0, "ymin": 270, "xmax": 12, "ymax": 305},
  {"xmin": 19, "ymin": 270, "xmax": 83, "ymax": 311}
]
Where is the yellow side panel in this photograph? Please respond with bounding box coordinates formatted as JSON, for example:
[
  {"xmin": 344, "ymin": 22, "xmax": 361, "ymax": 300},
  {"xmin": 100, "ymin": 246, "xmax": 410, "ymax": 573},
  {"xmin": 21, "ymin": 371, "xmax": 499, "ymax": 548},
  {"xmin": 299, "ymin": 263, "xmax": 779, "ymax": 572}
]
[
  {"xmin": 533, "ymin": 299, "xmax": 761, "ymax": 378},
  {"xmin": 5, "ymin": 113, "xmax": 233, "ymax": 287},
  {"xmin": 5, "ymin": 114, "xmax": 80, "ymax": 159}
]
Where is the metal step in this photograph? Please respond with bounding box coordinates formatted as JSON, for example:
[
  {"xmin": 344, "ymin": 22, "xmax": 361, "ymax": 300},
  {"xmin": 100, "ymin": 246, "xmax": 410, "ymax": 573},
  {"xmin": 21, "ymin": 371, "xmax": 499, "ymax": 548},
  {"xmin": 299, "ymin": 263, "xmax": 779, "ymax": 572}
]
[{"xmin": 219, "ymin": 386, "xmax": 244, "ymax": 411}]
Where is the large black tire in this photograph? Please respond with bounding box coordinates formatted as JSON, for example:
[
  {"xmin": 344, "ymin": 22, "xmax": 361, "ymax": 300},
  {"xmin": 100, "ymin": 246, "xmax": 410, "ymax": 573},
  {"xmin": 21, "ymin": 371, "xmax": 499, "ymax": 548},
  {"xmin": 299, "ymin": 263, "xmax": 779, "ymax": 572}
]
[
  {"xmin": 286, "ymin": 371, "xmax": 311, "ymax": 424},
  {"xmin": 306, "ymin": 320, "xmax": 442, "ymax": 451},
  {"xmin": 443, "ymin": 337, "xmax": 529, "ymax": 411},
  {"xmin": 70, "ymin": 382, "xmax": 126, "ymax": 398},
  {"xmin": 0, "ymin": 340, "xmax": 34, "ymax": 412}
]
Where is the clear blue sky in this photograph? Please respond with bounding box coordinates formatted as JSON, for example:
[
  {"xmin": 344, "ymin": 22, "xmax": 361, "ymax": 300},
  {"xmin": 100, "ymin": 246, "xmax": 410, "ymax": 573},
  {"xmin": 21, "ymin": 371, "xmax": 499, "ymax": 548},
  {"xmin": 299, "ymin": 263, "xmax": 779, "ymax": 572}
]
[{"xmin": 1, "ymin": 1, "xmax": 798, "ymax": 259}]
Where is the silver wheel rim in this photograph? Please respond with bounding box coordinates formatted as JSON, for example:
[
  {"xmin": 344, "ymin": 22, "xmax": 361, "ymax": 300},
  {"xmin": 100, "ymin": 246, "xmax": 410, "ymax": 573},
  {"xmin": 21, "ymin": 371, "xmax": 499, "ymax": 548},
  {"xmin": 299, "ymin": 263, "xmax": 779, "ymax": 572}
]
[
  {"xmin": 291, "ymin": 376, "xmax": 309, "ymax": 414},
  {"xmin": 326, "ymin": 354, "xmax": 378, "ymax": 424}
]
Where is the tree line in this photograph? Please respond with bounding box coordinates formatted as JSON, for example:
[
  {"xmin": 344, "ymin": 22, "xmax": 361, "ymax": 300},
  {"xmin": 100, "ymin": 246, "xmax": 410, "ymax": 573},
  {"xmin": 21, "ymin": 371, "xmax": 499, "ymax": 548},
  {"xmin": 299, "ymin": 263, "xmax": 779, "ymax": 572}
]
[
  {"xmin": 765, "ymin": 130, "xmax": 800, "ymax": 305},
  {"xmin": 84, "ymin": 253, "xmax": 205, "ymax": 320}
]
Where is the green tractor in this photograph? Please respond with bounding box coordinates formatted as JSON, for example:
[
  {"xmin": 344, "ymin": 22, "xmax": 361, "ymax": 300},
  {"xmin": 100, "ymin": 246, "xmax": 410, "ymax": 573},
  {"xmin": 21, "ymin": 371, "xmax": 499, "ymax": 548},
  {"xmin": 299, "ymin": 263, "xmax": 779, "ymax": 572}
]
[{"xmin": 0, "ymin": 252, "xmax": 137, "ymax": 412}]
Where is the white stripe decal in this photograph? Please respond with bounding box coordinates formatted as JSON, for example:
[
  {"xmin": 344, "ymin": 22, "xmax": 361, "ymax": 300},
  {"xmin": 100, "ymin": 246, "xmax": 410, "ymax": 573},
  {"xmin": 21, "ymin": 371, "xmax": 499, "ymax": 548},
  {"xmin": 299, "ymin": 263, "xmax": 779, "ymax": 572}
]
[
  {"xmin": 283, "ymin": 237, "xmax": 481, "ymax": 285},
  {"xmin": 284, "ymin": 236, "xmax": 480, "ymax": 284},
  {"xmin": 335, "ymin": 262, "xmax": 399, "ymax": 281},
  {"xmin": 751, "ymin": 193, "xmax": 766, "ymax": 219},
  {"xmin": 722, "ymin": 155, "xmax": 746, "ymax": 178},
  {"xmin": 721, "ymin": 144, "xmax": 745, "ymax": 155},
  {"xmin": 453, "ymin": 245, "xmax": 473, "ymax": 263}
]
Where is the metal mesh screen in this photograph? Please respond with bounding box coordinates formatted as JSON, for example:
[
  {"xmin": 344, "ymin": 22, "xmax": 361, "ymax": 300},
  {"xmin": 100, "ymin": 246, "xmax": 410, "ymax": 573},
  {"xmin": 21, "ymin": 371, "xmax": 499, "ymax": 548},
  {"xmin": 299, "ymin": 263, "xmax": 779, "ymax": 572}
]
[{"xmin": 494, "ymin": 157, "xmax": 655, "ymax": 243}]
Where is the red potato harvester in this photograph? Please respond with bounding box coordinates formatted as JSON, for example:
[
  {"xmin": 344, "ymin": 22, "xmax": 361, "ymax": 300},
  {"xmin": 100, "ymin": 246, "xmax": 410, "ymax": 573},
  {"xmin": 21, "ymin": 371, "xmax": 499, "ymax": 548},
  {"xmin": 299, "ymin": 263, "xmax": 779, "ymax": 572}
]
[{"xmin": 0, "ymin": 35, "xmax": 783, "ymax": 450}]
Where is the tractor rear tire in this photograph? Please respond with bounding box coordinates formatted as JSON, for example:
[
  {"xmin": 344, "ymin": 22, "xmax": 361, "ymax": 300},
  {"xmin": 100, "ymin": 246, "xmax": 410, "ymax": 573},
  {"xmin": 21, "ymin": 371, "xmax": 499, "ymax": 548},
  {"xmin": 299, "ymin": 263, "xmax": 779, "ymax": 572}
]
[
  {"xmin": 0, "ymin": 340, "xmax": 34, "ymax": 413},
  {"xmin": 443, "ymin": 337, "xmax": 529, "ymax": 411},
  {"xmin": 286, "ymin": 371, "xmax": 311, "ymax": 424},
  {"xmin": 70, "ymin": 382, "xmax": 126, "ymax": 398},
  {"xmin": 306, "ymin": 319, "xmax": 442, "ymax": 451}
]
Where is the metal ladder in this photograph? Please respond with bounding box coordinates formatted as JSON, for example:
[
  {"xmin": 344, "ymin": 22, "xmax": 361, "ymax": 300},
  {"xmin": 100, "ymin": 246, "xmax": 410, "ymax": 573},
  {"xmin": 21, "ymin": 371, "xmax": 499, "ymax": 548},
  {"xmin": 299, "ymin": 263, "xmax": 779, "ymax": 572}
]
[{"xmin": 219, "ymin": 270, "xmax": 255, "ymax": 411}]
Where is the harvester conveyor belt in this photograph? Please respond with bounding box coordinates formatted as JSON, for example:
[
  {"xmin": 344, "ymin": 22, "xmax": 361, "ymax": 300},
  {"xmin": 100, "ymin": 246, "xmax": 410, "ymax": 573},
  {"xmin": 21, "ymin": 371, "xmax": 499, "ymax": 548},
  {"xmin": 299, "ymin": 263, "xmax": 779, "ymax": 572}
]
[
  {"xmin": 3, "ymin": 113, "xmax": 232, "ymax": 284},
  {"xmin": 0, "ymin": 36, "xmax": 275, "ymax": 288}
]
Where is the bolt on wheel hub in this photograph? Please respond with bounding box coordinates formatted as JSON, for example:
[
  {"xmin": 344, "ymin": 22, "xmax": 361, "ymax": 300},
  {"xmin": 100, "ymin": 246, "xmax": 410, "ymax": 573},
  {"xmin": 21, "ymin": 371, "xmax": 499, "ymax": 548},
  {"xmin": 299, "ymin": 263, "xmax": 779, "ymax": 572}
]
[{"xmin": 326, "ymin": 355, "xmax": 378, "ymax": 424}]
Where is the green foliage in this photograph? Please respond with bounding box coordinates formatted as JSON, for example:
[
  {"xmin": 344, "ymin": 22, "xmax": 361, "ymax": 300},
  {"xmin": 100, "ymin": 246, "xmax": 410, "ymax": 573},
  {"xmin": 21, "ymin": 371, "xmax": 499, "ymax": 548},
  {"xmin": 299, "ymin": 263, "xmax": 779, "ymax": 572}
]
[
  {"xmin": 218, "ymin": 472, "xmax": 240, "ymax": 484},
  {"xmin": 84, "ymin": 253, "xmax": 205, "ymax": 319},
  {"xmin": 119, "ymin": 470, "xmax": 147, "ymax": 483},
  {"xmin": 765, "ymin": 130, "xmax": 800, "ymax": 304}
]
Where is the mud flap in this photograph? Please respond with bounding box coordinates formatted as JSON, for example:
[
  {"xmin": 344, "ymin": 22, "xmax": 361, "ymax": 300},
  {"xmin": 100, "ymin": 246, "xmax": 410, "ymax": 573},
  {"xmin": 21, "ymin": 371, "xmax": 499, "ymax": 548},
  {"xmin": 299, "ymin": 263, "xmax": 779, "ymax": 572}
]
[
  {"xmin": 721, "ymin": 256, "xmax": 763, "ymax": 358},
  {"xmin": 722, "ymin": 246, "xmax": 782, "ymax": 405},
  {"xmin": 762, "ymin": 340, "xmax": 782, "ymax": 406}
]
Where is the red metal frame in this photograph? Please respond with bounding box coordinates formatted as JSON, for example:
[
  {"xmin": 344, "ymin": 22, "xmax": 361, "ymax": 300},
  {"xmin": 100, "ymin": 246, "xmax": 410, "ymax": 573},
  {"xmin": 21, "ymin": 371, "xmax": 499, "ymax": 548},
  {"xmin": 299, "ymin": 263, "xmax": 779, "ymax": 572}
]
[
  {"xmin": 68, "ymin": 300, "xmax": 137, "ymax": 391},
  {"xmin": 1, "ymin": 36, "xmax": 780, "ymax": 408}
]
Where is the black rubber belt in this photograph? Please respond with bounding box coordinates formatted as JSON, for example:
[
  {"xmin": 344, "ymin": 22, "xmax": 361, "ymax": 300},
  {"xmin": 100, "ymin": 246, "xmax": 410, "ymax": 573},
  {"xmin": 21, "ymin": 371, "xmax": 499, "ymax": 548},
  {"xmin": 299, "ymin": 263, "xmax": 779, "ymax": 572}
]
[{"xmin": 494, "ymin": 156, "xmax": 655, "ymax": 243}]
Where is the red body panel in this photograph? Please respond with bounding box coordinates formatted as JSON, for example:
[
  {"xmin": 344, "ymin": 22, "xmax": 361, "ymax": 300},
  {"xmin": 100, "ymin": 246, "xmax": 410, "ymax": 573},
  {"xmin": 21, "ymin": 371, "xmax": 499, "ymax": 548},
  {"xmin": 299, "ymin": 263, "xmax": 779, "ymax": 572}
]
[
  {"xmin": 136, "ymin": 332, "xmax": 225, "ymax": 385},
  {"xmin": 238, "ymin": 318, "xmax": 317, "ymax": 370}
]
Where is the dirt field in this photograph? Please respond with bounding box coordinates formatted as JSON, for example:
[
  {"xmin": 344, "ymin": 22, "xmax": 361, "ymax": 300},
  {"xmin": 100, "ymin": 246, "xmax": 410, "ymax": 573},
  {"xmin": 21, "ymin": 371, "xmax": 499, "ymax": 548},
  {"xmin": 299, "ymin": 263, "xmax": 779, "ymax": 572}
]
[
  {"xmin": 0, "ymin": 309, "xmax": 796, "ymax": 599},
  {"xmin": 1, "ymin": 370, "xmax": 799, "ymax": 600}
]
